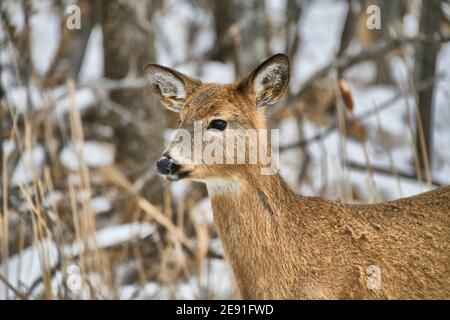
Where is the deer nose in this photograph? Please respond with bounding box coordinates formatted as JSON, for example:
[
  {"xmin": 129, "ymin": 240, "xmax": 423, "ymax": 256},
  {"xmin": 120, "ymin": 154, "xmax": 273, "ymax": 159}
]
[{"xmin": 156, "ymin": 156, "xmax": 180, "ymax": 175}]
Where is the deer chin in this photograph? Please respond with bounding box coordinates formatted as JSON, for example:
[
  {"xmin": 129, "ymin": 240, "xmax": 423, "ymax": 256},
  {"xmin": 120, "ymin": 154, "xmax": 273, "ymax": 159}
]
[{"xmin": 163, "ymin": 174, "xmax": 181, "ymax": 182}]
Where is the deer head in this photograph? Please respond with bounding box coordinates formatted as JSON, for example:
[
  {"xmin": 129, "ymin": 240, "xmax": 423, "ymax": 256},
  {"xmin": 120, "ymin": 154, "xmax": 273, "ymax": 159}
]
[{"xmin": 144, "ymin": 54, "xmax": 290, "ymax": 183}]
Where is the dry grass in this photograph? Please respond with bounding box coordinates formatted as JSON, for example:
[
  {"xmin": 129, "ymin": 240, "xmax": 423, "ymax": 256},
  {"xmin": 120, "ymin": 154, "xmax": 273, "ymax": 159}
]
[{"xmin": 0, "ymin": 76, "xmax": 232, "ymax": 299}]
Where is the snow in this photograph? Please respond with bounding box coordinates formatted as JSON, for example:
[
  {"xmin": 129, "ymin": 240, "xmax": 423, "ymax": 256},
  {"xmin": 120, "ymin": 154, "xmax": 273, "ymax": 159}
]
[
  {"xmin": 91, "ymin": 196, "xmax": 112, "ymax": 215},
  {"xmin": 2, "ymin": 139, "xmax": 16, "ymax": 159},
  {"xmin": 0, "ymin": 239, "xmax": 59, "ymax": 299},
  {"xmin": 292, "ymin": 0, "xmax": 348, "ymax": 91},
  {"xmin": 60, "ymin": 141, "xmax": 115, "ymax": 171},
  {"xmin": 95, "ymin": 222, "xmax": 154, "ymax": 249},
  {"xmin": 0, "ymin": 221, "xmax": 156, "ymax": 299},
  {"xmin": 119, "ymin": 259, "xmax": 233, "ymax": 299},
  {"xmin": 154, "ymin": 0, "xmax": 197, "ymax": 65},
  {"xmin": 192, "ymin": 197, "xmax": 214, "ymax": 225},
  {"xmin": 403, "ymin": 13, "xmax": 420, "ymax": 37},
  {"xmin": 52, "ymin": 88, "xmax": 98, "ymax": 117},
  {"xmin": 6, "ymin": 86, "xmax": 45, "ymax": 113},
  {"xmin": 0, "ymin": 1, "xmax": 25, "ymax": 35},
  {"xmin": 78, "ymin": 25, "xmax": 104, "ymax": 83},
  {"xmin": 5, "ymin": 85, "xmax": 97, "ymax": 115},
  {"xmin": 170, "ymin": 179, "xmax": 191, "ymax": 202},
  {"xmin": 30, "ymin": 0, "xmax": 61, "ymax": 76},
  {"xmin": 432, "ymin": 41, "xmax": 450, "ymax": 183},
  {"xmin": 266, "ymin": 0, "xmax": 288, "ymax": 17},
  {"xmin": 154, "ymin": 0, "xmax": 214, "ymax": 74},
  {"xmin": 344, "ymin": 61, "xmax": 377, "ymax": 84},
  {"xmin": 64, "ymin": 222, "xmax": 155, "ymax": 258},
  {"xmin": 200, "ymin": 62, "xmax": 235, "ymax": 83},
  {"xmin": 278, "ymin": 117, "xmax": 301, "ymax": 188},
  {"xmin": 119, "ymin": 281, "xmax": 159, "ymax": 299},
  {"xmin": 11, "ymin": 145, "xmax": 45, "ymax": 186},
  {"xmin": 209, "ymin": 238, "xmax": 225, "ymax": 257}
]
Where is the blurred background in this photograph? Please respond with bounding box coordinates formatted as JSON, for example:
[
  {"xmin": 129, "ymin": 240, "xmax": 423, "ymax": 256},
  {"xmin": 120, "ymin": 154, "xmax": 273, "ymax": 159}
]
[{"xmin": 0, "ymin": 0, "xmax": 449, "ymax": 299}]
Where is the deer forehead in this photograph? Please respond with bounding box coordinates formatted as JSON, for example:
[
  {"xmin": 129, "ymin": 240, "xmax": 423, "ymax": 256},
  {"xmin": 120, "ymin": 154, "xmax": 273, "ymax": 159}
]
[{"xmin": 180, "ymin": 84, "xmax": 251, "ymax": 121}]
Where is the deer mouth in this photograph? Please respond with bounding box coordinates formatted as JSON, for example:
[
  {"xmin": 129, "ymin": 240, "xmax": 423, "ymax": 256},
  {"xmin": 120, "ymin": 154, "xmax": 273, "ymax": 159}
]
[
  {"xmin": 156, "ymin": 155, "xmax": 191, "ymax": 181},
  {"xmin": 162, "ymin": 170, "xmax": 190, "ymax": 182}
]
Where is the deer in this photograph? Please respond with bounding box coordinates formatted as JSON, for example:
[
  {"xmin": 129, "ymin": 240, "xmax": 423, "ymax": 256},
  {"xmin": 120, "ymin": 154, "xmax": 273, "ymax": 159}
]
[{"xmin": 144, "ymin": 54, "xmax": 450, "ymax": 299}]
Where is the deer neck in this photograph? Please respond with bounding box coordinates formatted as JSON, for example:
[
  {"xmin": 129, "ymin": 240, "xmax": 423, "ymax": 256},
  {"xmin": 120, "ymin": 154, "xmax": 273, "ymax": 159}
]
[
  {"xmin": 205, "ymin": 171, "xmax": 295, "ymax": 212},
  {"xmin": 202, "ymin": 170, "xmax": 300, "ymax": 297}
]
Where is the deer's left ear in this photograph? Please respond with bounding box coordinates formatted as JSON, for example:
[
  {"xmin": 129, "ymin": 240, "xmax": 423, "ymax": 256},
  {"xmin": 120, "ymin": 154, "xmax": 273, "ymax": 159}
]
[{"xmin": 239, "ymin": 53, "xmax": 290, "ymax": 107}]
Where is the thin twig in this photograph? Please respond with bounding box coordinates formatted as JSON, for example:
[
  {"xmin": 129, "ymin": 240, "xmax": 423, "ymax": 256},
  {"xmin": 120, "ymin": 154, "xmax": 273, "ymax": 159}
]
[
  {"xmin": 0, "ymin": 273, "xmax": 28, "ymax": 300},
  {"xmin": 345, "ymin": 160, "xmax": 444, "ymax": 187}
]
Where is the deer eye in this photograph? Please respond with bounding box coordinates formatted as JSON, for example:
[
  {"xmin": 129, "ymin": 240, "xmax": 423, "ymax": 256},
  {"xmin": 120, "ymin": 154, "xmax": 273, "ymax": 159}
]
[{"xmin": 208, "ymin": 119, "xmax": 227, "ymax": 131}]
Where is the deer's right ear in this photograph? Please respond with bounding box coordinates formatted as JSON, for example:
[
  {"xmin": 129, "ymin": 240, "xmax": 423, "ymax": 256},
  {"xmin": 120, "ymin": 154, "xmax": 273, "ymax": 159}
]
[{"xmin": 144, "ymin": 64, "xmax": 201, "ymax": 112}]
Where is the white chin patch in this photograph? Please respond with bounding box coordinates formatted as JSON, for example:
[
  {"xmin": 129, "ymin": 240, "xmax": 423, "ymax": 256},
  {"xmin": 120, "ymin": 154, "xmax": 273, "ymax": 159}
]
[{"xmin": 195, "ymin": 178, "xmax": 241, "ymax": 196}]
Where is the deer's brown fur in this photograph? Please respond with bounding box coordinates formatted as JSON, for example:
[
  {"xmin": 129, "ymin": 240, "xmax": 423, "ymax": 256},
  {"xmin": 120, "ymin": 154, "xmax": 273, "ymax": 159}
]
[
  {"xmin": 144, "ymin": 54, "xmax": 450, "ymax": 299},
  {"xmin": 209, "ymin": 169, "xmax": 450, "ymax": 299}
]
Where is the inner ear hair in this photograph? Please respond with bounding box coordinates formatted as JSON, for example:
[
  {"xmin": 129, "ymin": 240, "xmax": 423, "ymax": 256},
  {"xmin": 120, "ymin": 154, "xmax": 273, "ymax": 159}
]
[
  {"xmin": 144, "ymin": 64, "xmax": 187, "ymax": 99},
  {"xmin": 149, "ymin": 71, "xmax": 185, "ymax": 98},
  {"xmin": 252, "ymin": 54, "xmax": 290, "ymax": 107},
  {"xmin": 144, "ymin": 64, "xmax": 201, "ymax": 112}
]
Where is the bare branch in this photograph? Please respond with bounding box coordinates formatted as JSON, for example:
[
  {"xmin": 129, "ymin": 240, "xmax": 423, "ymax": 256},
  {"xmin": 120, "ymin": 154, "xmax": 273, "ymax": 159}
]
[
  {"xmin": 345, "ymin": 160, "xmax": 445, "ymax": 187},
  {"xmin": 279, "ymin": 74, "xmax": 443, "ymax": 152}
]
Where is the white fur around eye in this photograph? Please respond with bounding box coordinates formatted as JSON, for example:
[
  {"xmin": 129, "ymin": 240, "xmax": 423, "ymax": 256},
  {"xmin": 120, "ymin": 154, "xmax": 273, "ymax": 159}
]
[
  {"xmin": 149, "ymin": 72, "xmax": 186, "ymax": 99},
  {"xmin": 254, "ymin": 63, "xmax": 287, "ymax": 93}
]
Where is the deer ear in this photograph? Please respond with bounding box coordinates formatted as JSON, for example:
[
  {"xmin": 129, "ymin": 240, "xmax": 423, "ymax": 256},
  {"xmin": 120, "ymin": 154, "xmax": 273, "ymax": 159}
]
[
  {"xmin": 239, "ymin": 54, "xmax": 290, "ymax": 107},
  {"xmin": 144, "ymin": 64, "xmax": 201, "ymax": 112}
]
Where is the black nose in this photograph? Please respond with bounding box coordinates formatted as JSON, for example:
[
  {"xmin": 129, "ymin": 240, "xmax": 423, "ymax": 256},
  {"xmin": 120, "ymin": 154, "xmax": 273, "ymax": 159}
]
[{"xmin": 156, "ymin": 156, "xmax": 180, "ymax": 175}]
